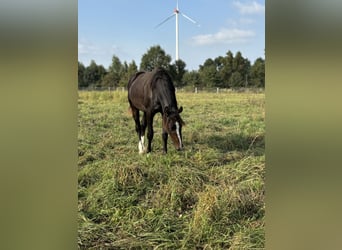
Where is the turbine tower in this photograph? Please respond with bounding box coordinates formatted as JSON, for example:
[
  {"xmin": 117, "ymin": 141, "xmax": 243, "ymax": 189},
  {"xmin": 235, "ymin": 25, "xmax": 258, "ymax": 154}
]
[{"xmin": 155, "ymin": 0, "xmax": 199, "ymax": 61}]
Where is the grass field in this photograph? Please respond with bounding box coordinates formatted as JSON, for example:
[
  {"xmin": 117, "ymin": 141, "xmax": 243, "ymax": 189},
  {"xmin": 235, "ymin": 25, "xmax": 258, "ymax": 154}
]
[{"xmin": 78, "ymin": 90, "xmax": 265, "ymax": 249}]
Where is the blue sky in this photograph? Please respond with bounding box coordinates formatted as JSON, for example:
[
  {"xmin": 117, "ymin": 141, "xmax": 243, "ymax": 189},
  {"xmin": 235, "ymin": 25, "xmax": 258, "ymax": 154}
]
[{"xmin": 78, "ymin": 0, "xmax": 264, "ymax": 70}]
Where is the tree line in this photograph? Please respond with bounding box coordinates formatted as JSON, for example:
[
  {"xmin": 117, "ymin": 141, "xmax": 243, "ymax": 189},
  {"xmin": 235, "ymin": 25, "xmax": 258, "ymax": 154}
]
[{"xmin": 78, "ymin": 45, "xmax": 264, "ymax": 89}]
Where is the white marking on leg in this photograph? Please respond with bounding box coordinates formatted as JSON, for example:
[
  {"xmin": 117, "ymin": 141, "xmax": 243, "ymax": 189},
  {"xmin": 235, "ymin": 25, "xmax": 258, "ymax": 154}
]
[
  {"xmin": 138, "ymin": 136, "xmax": 145, "ymax": 154},
  {"xmin": 175, "ymin": 122, "xmax": 182, "ymax": 149},
  {"xmin": 138, "ymin": 140, "xmax": 143, "ymax": 154}
]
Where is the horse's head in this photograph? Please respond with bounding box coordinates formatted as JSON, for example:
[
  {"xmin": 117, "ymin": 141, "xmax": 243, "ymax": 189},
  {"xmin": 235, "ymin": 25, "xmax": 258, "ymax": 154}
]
[{"xmin": 163, "ymin": 106, "xmax": 185, "ymax": 151}]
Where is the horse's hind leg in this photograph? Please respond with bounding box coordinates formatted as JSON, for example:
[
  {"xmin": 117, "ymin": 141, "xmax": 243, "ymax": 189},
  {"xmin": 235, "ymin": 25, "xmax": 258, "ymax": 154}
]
[
  {"xmin": 140, "ymin": 113, "xmax": 147, "ymax": 151},
  {"xmin": 131, "ymin": 107, "xmax": 145, "ymax": 154},
  {"xmin": 146, "ymin": 112, "xmax": 155, "ymax": 153}
]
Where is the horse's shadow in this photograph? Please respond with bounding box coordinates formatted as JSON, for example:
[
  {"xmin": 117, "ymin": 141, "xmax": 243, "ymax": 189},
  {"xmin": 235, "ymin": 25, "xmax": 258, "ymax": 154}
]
[{"xmin": 205, "ymin": 133, "xmax": 265, "ymax": 155}]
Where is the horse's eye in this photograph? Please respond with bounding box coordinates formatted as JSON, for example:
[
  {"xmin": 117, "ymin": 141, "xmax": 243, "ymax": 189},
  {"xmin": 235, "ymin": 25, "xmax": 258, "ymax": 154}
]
[{"xmin": 171, "ymin": 125, "xmax": 176, "ymax": 130}]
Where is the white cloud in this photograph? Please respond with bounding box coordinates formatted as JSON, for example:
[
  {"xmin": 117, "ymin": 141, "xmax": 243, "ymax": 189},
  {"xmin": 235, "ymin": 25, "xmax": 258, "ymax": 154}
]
[
  {"xmin": 239, "ymin": 18, "xmax": 256, "ymax": 25},
  {"xmin": 192, "ymin": 28, "xmax": 255, "ymax": 46},
  {"xmin": 233, "ymin": 1, "xmax": 265, "ymax": 15},
  {"xmin": 226, "ymin": 17, "xmax": 256, "ymax": 27},
  {"xmin": 78, "ymin": 40, "xmax": 100, "ymax": 55},
  {"xmin": 78, "ymin": 40, "xmax": 121, "ymax": 57}
]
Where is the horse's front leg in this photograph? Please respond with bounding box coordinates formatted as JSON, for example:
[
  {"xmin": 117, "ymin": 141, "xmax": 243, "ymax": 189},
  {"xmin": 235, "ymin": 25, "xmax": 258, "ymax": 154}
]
[
  {"xmin": 140, "ymin": 113, "xmax": 147, "ymax": 153},
  {"xmin": 131, "ymin": 107, "xmax": 145, "ymax": 154},
  {"xmin": 162, "ymin": 131, "xmax": 168, "ymax": 154}
]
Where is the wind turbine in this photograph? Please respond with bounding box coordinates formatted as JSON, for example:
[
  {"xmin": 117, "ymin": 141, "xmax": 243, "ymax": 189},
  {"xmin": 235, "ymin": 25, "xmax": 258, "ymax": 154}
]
[{"xmin": 155, "ymin": 0, "xmax": 200, "ymax": 61}]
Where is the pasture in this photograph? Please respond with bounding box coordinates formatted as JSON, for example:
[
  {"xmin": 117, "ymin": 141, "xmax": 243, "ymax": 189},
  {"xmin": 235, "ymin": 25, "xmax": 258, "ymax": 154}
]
[{"xmin": 78, "ymin": 90, "xmax": 265, "ymax": 249}]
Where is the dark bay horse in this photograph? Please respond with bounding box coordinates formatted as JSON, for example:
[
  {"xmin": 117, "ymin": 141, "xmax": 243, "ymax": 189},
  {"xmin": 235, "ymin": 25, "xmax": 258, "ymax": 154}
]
[{"xmin": 128, "ymin": 67, "xmax": 184, "ymax": 154}]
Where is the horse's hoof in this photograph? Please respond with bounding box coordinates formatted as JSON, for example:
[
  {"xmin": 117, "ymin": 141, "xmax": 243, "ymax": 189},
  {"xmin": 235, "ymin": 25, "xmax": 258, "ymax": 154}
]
[{"xmin": 139, "ymin": 147, "xmax": 148, "ymax": 154}]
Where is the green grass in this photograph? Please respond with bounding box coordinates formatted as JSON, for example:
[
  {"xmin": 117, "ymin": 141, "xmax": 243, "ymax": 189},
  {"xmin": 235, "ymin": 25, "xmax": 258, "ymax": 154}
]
[{"xmin": 78, "ymin": 91, "xmax": 265, "ymax": 249}]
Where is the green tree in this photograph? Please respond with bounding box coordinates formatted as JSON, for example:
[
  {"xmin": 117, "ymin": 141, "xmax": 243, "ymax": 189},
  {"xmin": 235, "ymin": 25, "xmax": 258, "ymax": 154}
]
[
  {"xmin": 229, "ymin": 71, "xmax": 244, "ymax": 88},
  {"xmin": 126, "ymin": 60, "xmax": 138, "ymax": 80},
  {"xmin": 140, "ymin": 45, "xmax": 172, "ymax": 71},
  {"xmin": 220, "ymin": 51, "xmax": 234, "ymax": 88},
  {"xmin": 84, "ymin": 60, "xmax": 106, "ymax": 87},
  {"xmin": 198, "ymin": 58, "xmax": 220, "ymax": 88},
  {"xmin": 169, "ymin": 59, "xmax": 187, "ymax": 87},
  {"xmin": 183, "ymin": 70, "xmax": 201, "ymax": 88},
  {"xmin": 213, "ymin": 56, "xmax": 227, "ymax": 88},
  {"xmin": 78, "ymin": 61, "xmax": 87, "ymax": 88},
  {"xmin": 232, "ymin": 51, "xmax": 251, "ymax": 87},
  {"xmin": 119, "ymin": 60, "xmax": 138, "ymax": 87},
  {"xmin": 249, "ymin": 58, "xmax": 265, "ymax": 87},
  {"xmin": 109, "ymin": 55, "xmax": 124, "ymax": 86},
  {"xmin": 100, "ymin": 55, "xmax": 126, "ymax": 88},
  {"xmin": 118, "ymin": 61, "xmax": 128, "ymax": 87}
]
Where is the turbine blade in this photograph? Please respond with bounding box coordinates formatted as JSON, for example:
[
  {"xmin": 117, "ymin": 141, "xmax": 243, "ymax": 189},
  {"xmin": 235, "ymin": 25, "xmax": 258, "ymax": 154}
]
[
  {"xmin": 180, "ymin": 12, "xmax": 200, "ymax": 27},
  {"xmin": 154, "ymin": 13, "xmax": 176, "ymax": 29}
]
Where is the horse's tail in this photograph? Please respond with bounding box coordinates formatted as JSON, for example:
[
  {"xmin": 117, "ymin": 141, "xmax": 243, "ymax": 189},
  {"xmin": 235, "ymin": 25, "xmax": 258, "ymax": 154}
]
[{"xmin": 127, "ymin": 106, "xmax": 132, "ymax": 116}]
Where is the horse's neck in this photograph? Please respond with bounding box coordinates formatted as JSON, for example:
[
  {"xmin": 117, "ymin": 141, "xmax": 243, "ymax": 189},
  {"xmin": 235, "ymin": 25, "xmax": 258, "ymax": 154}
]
[
  {"xmin": 158, "ymin": 90, "xmax": 177, "ymax": 112},
  {"xmin": 151, "ymin": 75, "xmax": 177, "ymax": 112}
]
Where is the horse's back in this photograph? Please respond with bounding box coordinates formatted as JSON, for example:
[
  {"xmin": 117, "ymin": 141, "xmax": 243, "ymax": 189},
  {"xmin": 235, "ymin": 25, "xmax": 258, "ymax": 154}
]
[
  {"xmin": 128, "ymin": 68, "xmax": 175, "ymax": 112},
  {"xmin": 127, "ymin": 71, "xmax": 152, "ymax": 111},
  {"xmin": 128, "ymin": 71, "xmax": 145, "ymax": 90},
  {"xmin": 128, "ymin": 68, "xmax": 171, "ymax": 90}
]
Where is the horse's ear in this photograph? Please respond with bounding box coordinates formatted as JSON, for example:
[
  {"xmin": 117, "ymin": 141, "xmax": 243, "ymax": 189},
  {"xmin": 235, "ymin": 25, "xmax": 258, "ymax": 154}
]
[
  {"xmin": 164, "ymin": 106, "xmax": 170, "ymax": 117},
  {"xmin": 178, "ymin": 106, "xmax": 183, "ymax": 114}
]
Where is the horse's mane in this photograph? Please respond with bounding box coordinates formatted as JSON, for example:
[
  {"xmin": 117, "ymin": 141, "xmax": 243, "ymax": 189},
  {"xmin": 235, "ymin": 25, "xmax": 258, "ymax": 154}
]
[{"xmin": 150, "ymin": 67, "xmax": 175, "ymax": 92}]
